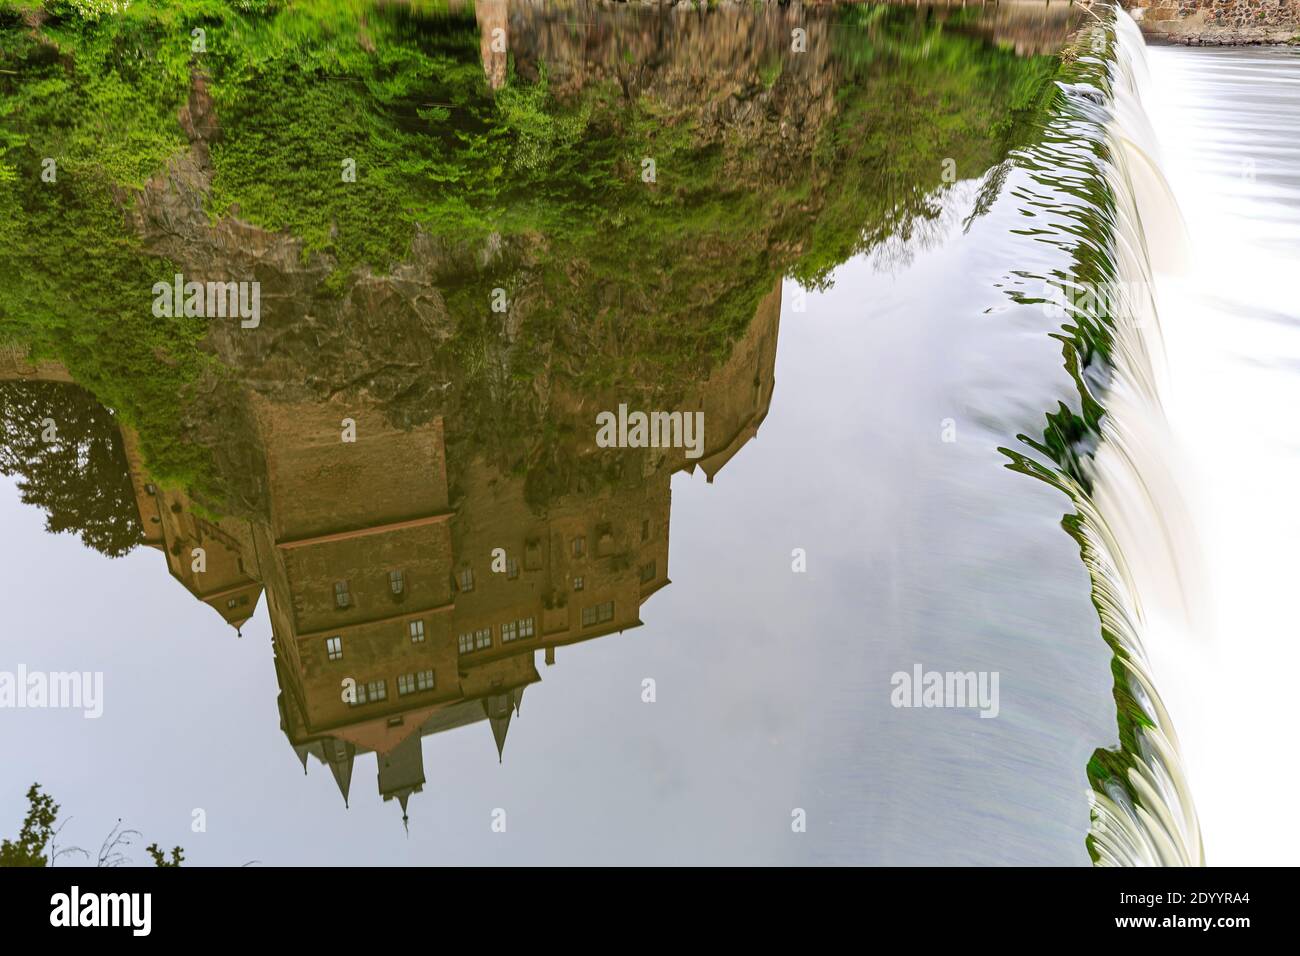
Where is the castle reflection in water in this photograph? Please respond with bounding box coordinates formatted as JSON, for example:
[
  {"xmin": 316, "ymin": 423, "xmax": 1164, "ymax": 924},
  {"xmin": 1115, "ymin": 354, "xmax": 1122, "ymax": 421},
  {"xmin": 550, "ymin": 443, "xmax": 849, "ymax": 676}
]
[
  {"xmin": 0, "ymin": 0, "xmax": 1085, "ymax": 833},
  {"xmin": 113, "ymin": 283, "xmax": 779, "ymax": 824}
]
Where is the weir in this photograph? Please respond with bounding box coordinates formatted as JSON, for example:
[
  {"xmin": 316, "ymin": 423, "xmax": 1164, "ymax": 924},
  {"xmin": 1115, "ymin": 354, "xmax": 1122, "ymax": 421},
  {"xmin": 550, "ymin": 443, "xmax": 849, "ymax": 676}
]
[
  {"xmin": 998, "ymin": 5, "xmax": 1206, "ymax": 866},
  {"xmin": 1067, "ymin": 6, "xmax": 1300, "ymax": 865},
  {"xmin": 1081, "ymin": 8, "xmax": 1207, "ymax": 868},
  {"xmin": 1094, "ymin": 15, "xmax": 1300, "ymax": 866}
]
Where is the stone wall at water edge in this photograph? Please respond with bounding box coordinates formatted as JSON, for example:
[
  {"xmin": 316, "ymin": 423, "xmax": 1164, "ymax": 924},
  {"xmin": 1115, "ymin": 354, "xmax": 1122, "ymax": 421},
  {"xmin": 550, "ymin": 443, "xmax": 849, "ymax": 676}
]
[{"xmin": 1126, "ymin": 0, "xmax": 1300, "ymax": 44}]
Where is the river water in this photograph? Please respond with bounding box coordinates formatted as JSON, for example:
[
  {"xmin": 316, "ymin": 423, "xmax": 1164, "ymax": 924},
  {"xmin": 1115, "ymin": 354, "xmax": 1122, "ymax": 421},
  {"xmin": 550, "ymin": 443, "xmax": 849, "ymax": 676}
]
[{"xmin": 0, "ymin": 2, "xmax": 1295, "ymax": 866}]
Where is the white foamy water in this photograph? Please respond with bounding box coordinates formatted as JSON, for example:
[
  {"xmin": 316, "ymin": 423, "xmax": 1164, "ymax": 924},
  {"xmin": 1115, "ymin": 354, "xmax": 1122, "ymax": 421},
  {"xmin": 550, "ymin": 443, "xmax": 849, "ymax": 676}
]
[{"xmin": 1099, "ymin": 14, "xmax": 1300, "ymax": 865}]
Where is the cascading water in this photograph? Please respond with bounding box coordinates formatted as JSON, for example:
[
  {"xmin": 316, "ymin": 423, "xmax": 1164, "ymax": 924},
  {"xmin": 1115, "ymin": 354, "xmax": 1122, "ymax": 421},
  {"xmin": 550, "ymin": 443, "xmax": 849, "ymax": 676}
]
[
  {"xmin": 1099, "ymin": 13, "xmax": 1300, "ymax": 867},
  {"xmin": 1001, "ymin": 6, "xmax": 1208, "ymax": 866},
  {"xmin": 1031, "ymin": 6, "xmax": 1300, "ymax": 865},
  {"xmin": 1080, "ymin": 9, "xmax": 1209, "ymax": 868}
]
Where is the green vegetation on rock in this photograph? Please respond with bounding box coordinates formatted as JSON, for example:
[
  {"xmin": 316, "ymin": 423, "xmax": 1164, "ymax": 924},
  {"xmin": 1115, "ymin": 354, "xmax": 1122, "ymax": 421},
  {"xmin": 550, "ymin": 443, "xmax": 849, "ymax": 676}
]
[{"xmin": 0, "ymin": 0, "xmax": 1067, "ymax": 506}]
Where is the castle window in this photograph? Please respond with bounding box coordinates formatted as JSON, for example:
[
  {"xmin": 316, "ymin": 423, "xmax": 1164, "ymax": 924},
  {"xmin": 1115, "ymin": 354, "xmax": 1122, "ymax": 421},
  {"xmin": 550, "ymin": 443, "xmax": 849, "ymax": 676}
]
[
  {"xmin": 350, "ymin": 681, "xmax": 377, "ymax": 707},
  {"xmin": 226, "ymin": 598, "xmax": 239, "ymax": 609},
  {"xmin": 409, "ymin": 620, "xmax": 425, "ymax": 643},
  {"xmin": 519, "ymin": 616, "xmax": 535, "ymax": 639},
  {"xmin": 325, "ymin": 636, "xmax": 342, "ymax": 661},
  {"xmin": 640, "ymin": 561, "xmax": 656, "ymax": 584},
  {"xmin": 571, "ymin": 536, "xmax": 586, "ymax": 558},
  {"xmin": 389, "ymin": 570, "xmax": 405, "ymax": 595},
  {"xmin": 334, "ymin": 581, "xmax": 350, "ymax": 609},
  {"xmin": 458, "ymin": 568, "xmax": 475, "ymax": 592},
  {"xmin": 507, "ymin": 558, "xmax": 520, "ymax": 580},
  {"xmin": 395, "ymin": 673, "xmax": 435, "ymax": 696},
  {"xmin": 581, "ymin": 601, "xmax": 614, "ymax": 628},
  {"xmin": 573, "ymin": 576, "xmax": 585, "ymax": 592},
  {"xmin": 502, "ymin": 620, "xmax": 518, "ymax": 643},
  {"xmin": 459, "ymin": 628, "xmax": 492, "ymax": 654},
  {"xmin": 642, "ymin": 519, "xmax": 650, "ymax": 542}
]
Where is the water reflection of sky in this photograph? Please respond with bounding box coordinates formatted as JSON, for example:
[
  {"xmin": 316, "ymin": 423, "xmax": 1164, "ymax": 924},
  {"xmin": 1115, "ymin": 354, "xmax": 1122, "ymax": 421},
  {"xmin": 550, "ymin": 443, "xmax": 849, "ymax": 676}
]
[
  {"xmin": 0, "ymin": 158, "xmax": 1118, "ymax": 865},
  {"xmin": 0, "ymin": 0, "xmax": 1129, "ymax": 865}
]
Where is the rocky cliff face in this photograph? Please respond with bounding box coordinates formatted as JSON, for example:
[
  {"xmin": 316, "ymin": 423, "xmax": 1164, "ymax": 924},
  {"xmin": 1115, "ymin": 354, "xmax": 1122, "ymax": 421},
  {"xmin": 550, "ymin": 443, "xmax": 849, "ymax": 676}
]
[
  {"xmin": 112, "ymin": 2, "xmax": 862, "ymax": 512},
  {"xmin": 116, "ymin": 53, "xmax": 805, "ymax": 518},
  {"xmin": 4, "ymin": 0, "xmax": 1073, "ymax": 520}
]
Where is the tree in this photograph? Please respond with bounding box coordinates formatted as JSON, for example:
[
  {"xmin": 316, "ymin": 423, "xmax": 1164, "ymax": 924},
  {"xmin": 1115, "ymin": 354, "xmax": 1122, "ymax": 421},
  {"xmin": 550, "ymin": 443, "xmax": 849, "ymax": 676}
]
[
  {"xmin": 0, "ymin": 381, "xmax": 143, "ymax": 557},
  {"xmin": 146, "ymin": 844, "xmax": 185, "ymax": 867},
  {"xmin": 0, "ymin": 783, "xmax": 184, "ymax": 867},
  {"xmin": 0, "ymin": 783, "xmax": 58, "ymax": 867}
]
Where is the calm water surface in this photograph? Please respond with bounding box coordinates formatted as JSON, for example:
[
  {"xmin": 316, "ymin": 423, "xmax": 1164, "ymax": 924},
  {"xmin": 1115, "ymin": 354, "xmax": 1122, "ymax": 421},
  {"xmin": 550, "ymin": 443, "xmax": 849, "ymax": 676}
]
[{"xmin": 0, "ymin": 1, "xmax": 1136, "ymax": 865}]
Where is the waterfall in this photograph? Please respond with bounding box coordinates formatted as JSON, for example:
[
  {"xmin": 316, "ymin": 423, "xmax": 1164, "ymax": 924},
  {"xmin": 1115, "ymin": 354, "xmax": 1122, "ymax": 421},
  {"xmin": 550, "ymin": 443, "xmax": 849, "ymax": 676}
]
[
  {"xmin": 1095, "ymin": 12, "xmax": 1300, "ymax": 866},
  {"xmin": 1002, "ymin": 6, "xmax": 1208, "ymax": 865},
  {"xmin": 1050, "ymin": 5, "xmax": 1300, "ymax": 866},
  {"xmin": 1081, "ymin": 8, "xmax": 1207, "ymax": 867}
]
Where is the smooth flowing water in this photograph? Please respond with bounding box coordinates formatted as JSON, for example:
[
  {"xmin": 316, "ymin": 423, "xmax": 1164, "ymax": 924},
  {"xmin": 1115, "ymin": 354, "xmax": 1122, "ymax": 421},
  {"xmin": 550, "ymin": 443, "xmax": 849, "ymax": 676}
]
[
  {"xmin": 0, "ymin": 1, "xmax": 1293, "ymax": 867},
  {"xmin": 1095, "ymin": 20, "xmax": 1300, "ymax": 866}
]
